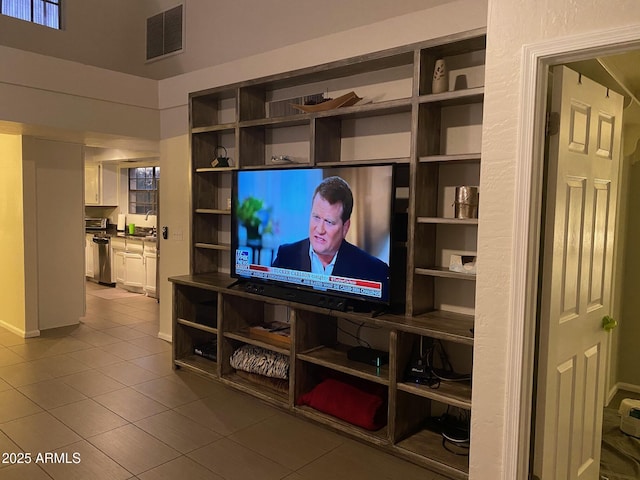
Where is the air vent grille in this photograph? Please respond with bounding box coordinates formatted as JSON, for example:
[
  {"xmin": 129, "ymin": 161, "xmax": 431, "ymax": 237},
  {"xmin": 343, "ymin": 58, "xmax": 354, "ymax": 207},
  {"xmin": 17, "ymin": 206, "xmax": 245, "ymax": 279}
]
[{"xmin": 146, "ymin": 5, "xmax": 183, "ymax": 61}]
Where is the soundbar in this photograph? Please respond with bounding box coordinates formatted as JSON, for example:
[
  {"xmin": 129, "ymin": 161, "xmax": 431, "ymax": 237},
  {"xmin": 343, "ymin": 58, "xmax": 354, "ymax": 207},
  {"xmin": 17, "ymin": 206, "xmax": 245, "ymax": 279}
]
[{"xmin": 243, "ymin": 282, "xmax": 348, "ymax": 311}]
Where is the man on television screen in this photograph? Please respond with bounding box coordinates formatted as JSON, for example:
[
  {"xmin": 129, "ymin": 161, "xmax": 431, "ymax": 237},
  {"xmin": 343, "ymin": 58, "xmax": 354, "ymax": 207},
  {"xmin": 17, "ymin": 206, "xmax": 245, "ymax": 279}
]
[{"xmin": 272, "ymin": 176, "xmax": 389, "ymax": 298}]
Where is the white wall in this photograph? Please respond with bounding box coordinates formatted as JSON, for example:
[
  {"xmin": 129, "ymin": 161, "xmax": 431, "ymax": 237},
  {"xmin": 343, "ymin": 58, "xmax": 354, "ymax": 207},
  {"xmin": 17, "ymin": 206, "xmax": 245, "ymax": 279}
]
[
  {"xmin": 476, "ymin": 1, "xmax": 640, "ymax": 479},
  {"xmin": 0, "ymin": 45, "xmax": 159, "ymax": 146},
  {"xmin": 22, "ymin": 137, "xmax": 85, "ymax": 330},
  {"xmin": 0, "ymin": 0, "xmax": 453, "ymax": 80},
  {"xmin": 0, "ymin": 134, "xmax": 27, "ymax": 335}
]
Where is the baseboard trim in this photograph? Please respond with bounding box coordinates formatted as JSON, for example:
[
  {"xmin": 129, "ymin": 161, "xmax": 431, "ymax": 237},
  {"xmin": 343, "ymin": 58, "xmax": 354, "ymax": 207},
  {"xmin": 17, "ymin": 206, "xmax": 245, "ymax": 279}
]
[
  {"xmin": 616, "ymin": 382, "xmax": 640, "ymax": 395},
  {"xmin": 157, "ymin": 331, "xmax": 172, "ymax": 343},
  {"xmin": 0, "ymin": 320, "xmax": 40, "ymax": 338}
]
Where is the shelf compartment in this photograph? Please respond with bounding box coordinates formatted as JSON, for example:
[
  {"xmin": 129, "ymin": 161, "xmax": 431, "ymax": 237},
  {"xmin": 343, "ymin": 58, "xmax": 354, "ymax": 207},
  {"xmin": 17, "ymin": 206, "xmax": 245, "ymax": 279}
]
[
  {"xmin": 397, "ymin": 381, "xmax": 472, "ymax": 410},
  {"xmin": 239, "ymin": 123, "xmax": 311, "ymax": 168},
  {"xmin": 194, "ymin": 243, "xmax": 231, "ymax": 251},
  {"xmin": 393, "ymin": 428, "xmax": 469, "ymax": 479},
  {"xmin": 398, "ymin": 310, "xmax": 474, "ymax": 345},
  {"xmin": 417, "ymin": 217, "xmax": 478, "ymax": 225},
  {"xmin": 174, "ymin": 355, "xmax": 218, "ymax": 379},
  {"xmin": 191, "ymin": 89, "xmax": 237, "ymax": 129},
  {"xmin": 222, "ymin": 371, "xmax": 289, "ymax": 406},
  {"xmin": 195, "ymin": 167, "xmax": 236, "ymax": 173},
  {"xmin": 297, "ymin": 344, "xmax": 390, "ymax": 385},
  {"xmin": 314, "ymin": 97, "xmax": 412, "ymax": 120},
  {"xmin": 295, "ymin": 404, "xmax": 389, "ymax": 445},
  {"xmin": 415, "ymin": 267, "xmax": 476, "ymax": 281},
  {"xmin": 418, "ymin": 86, "xmax": 484, "ymax": 106},
  {"xmin": 224, "ymin": 330, "xmax": 290, "ymax": 356},
  {"xmin": 195, "ymin": 209, "xmax": 232, "ymax": 215},
  {"xmin": 177, "ymin": 318, "xmax": 218, "ymax": 335},
  {"xmin": 419, "ymin": 153, "xmax": 481, "ymax": 163},
  {"xmin": 192, "ymin": 123, "xmax": 236, "ymax": 134}
]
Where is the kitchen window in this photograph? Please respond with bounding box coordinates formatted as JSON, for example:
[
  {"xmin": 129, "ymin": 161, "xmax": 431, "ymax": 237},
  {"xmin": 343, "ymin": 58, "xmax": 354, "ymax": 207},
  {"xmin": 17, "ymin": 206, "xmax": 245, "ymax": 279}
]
[
  {"xmin": 1, "ymin": 0, "xmax": 61, "ymax": 29},
  {"xmin": 128, "ymin": 167, "xmax": 159, "ymax": 215}
]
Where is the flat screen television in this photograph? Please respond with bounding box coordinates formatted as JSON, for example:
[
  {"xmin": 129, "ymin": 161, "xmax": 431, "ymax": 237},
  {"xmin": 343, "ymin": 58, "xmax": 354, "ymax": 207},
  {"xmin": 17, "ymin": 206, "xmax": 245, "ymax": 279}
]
[{"xmin": 231, "ymin": 165, "xmax": 394, "ymax": 308}]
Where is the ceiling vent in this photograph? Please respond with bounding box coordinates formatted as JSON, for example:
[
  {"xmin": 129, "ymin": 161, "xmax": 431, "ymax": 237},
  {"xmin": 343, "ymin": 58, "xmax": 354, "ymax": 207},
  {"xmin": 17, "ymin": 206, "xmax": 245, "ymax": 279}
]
[{"xmin": 146, "ymin": 4, "xmax": 183, "ymax": 61}]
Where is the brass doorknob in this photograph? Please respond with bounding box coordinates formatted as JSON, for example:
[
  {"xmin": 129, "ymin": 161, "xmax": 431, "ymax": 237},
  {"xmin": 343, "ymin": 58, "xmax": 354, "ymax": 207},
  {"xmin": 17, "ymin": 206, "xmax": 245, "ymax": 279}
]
[{"xmin": 602, "ymin": 316, "xmax": 618, "ymax": 331}]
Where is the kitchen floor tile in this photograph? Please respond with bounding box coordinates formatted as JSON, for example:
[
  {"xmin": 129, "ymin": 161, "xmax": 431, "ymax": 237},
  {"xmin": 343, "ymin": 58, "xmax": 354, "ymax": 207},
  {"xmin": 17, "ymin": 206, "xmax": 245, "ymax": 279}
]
[
  {"xmin": 29, "ymin": 354, "xmax": 92, "ymax": 377},
  {"xmin": 100, "ymin": 341, "xmax": 152, "ymax": 361},
  {"xmin": 134, "ymin": 410, "xmax": 221, "ymax": 453},
  {"xmin": 102, "ymin": 326, "xmax": 148, "ymax": 341},
  {"xmin": 228, "ymin": 412, "xmax": 345, "ymax": 470},
  {"xmin": 127, "ymin": 335, "xmax": 171, "ymax": 354},
  {"xmin": 174, "ymin": 393, "xmax": 277, "ymax": 436},
  {"xmin": 188, "ymin": 438, "xmax": 291, "ymax": 480},
  {"xmin": 0, "ymin": 389, "xmax": 43, "ymax": 423},
  {"xmin": 132, "ymin": 376, "xmax": 201, "ymax": 408},
  {"xmin": 88, "ymin": 424, "xmax": 180, "ymax": 475},
  {"xmin": 65, "ymin": 347, "xmax": 123, "ymax": 369},
  {"xmin": 93, "ymin": 387, "xmax": 168, "ymax": 422},
  {"xmin": 68, "ymin": 330, "xmax": 122, "ymax": 348},
  {"xmin": 137, "ymin": 455, "xmax": 224, "ymax": 480},
  {"xmin": 0, "ymin": 463, "xmax": 53, "ymax": 479},
  {"xmin": 17, "ymin": 379, "xmax": 87, "ymax": 410},
  {"xmin": 0, "ymin": 347, "xmax": 27, "ymax": 366},
  {"xmin": 40, "ymin": 440, "xmax": 132, "ymax": 480},
  {"xmin": 60, "ymin": 369, "xmax": 125, "ymax": 397},
  {"xmin": 98, "ymin": 361, "xmax": 160, "ymax": 386},
  {"xmin": 295, "ymin": 439, "xmax": 432, "ymax": 480},
  {"xmin": 49, "ymin": 399, "xmax": 128, "ymax": 437},
  {"xmin": 0, "ymin": 362, "xmax": 54, "ymax": 387},
  {"xmin": 129, "ymin": 351, "xmax": 173, "ymax": 376},
  {"xmin": 1, "ymin": 411, "xmax": 81, "ymax": 453}
]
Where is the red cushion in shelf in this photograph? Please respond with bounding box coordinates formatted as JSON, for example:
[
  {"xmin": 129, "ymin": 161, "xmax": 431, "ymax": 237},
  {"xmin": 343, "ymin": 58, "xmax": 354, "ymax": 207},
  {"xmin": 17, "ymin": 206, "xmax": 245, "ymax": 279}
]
[{"xmin": 297, "ymin": 378, "xmax": 386, "ymax": 431}]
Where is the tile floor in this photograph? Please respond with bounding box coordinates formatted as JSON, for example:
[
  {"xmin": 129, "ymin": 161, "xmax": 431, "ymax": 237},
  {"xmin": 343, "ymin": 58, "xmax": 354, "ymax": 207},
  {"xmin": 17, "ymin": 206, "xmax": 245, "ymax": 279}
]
[{"xmin": 0, "ymin": 281, "xmax": 450, "ymax": 480}]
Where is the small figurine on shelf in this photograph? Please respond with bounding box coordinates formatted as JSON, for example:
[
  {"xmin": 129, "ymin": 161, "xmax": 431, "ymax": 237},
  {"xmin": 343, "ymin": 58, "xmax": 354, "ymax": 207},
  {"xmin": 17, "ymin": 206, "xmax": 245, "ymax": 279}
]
[
  {"xmin": 432, "ymin": 58, "xmax": 449, "ymax": 94},
  {"xmin": 211, "ymin": 145, "xmax": 231, "ymax": 168}
]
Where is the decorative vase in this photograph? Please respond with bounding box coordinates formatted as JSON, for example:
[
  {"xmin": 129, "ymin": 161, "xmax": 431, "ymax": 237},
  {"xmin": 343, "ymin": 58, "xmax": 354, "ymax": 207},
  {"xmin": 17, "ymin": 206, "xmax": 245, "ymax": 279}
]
[{"xmin": 432, "ymin": 59, "xmax": 449, "ymax": 94}]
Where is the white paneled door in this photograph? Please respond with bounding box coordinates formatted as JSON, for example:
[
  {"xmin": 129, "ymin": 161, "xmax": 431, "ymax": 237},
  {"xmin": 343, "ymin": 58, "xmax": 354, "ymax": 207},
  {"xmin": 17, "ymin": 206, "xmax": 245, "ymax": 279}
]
[{"xmin": 533, "ymin": 66, "xmax": 624, "ymax": 480}]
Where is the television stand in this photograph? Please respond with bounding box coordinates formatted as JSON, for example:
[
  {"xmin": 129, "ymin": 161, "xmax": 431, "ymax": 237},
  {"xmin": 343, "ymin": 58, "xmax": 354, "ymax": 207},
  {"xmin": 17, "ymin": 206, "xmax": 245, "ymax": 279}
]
[{"xmin": 242, "ymin": 282, "xmax": 348, "ymax": 311}]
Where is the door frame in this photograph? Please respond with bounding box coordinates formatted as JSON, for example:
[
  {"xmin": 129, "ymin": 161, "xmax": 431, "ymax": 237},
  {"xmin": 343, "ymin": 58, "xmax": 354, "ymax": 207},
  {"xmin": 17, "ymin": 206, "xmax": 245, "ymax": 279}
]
[{"xmin": 505, "ymin": 24, "xmax": 640, "ymax": 479}]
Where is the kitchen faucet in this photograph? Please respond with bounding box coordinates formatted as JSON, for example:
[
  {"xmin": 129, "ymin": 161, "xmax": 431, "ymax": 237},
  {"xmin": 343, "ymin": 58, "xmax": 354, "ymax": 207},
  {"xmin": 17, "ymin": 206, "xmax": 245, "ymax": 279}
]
[{"xmin": 145, "ymin": 210, "xmax": 156, "ymax": 220}]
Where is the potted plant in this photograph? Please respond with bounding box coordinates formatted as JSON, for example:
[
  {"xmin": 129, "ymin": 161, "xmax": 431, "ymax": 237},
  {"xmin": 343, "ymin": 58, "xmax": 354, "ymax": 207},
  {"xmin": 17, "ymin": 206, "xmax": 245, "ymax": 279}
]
[{"xmin": 237, "ymin": 196, "xmax": 271, "ymax": 244}]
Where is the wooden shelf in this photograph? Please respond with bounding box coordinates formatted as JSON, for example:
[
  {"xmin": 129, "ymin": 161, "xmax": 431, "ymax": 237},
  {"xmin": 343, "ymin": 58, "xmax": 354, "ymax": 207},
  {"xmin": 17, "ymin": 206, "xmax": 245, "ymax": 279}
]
[
  {"xmin": 195, "ymin": 208, "xmax": 232, "ymax": 215},
  {"xmin": 194, "ymin": 243, "xmax": 231, "ymax": 251},
  {"xmin": 297, "ymin": 344, "xmax": 390, "ymax": 385},
  {"xmin": 295, "ymin": 404, "xmax": 389, "ymax": 445},
  {"xmin": 418, "ymin": 86, "xmax": 484, "ymax": 106},
  {"xmin": 174, "ymin": 355, "xmax": 218, "ymax": 378},
  {"xmin": 221, "ymin": 372, "xmax": 289, "ymax": 406},
  {"xmin": 224, "ymin": 330, "xmax": 290, "ymax": 356},
  {"xmin": 419, "ymin": 153, "xmax": 481, "ymax": 163},
  {"xmin": 394, "ymin": 428, "xmax": 469, "ymax": 479},
  {"xmin": 194, "ymin": 167, "xmax": 236, "ymax": 173},
  {"xmin": 398, "ymin": 380, "xmax": 472, "ymax": 410},
  {"xmin": 192, "ymin": 123, "xmax": 236, "ymax": 134},
  {"xmin": 177, "ymin": 318, "xmax": 218, "ymax": 335},
  {"xmin": 415, "ymin": 267, "xmax": 477, "ymax": 281},
  {"xmin": 417, "ymin": 217, "xmax": 478, "ymax": 225}
]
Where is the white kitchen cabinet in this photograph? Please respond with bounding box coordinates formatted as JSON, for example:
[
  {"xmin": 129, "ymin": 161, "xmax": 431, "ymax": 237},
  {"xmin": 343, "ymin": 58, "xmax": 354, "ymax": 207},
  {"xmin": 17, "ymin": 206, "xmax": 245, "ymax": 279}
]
[
  {"xmin": 85, "ymin": 163, "xmax": 118, "ymax": 205},
  {"xmin": 114, "ymin": 250, "xmax": 127, "ymax": 284},
  {"xmin": 85, "ymin": 234, "xmax": 94, "ymax": 278},
  {"xmin": 85, "ymin": 164, "xmax": 100, "ymax": 205},
  {"xmin": 124, "ymin": 252, "xmax": 144, "ymax": 290},
  {"xmin": 143, "ymin": 243, "xmax": 157, "ymax": 297}
]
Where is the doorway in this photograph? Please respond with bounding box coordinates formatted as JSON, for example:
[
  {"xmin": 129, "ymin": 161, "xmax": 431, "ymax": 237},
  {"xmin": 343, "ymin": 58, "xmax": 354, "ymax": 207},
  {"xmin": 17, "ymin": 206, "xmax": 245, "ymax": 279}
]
[{"xmin": 520, "ymin": 30, "xmax": 640, "ymax": 480}]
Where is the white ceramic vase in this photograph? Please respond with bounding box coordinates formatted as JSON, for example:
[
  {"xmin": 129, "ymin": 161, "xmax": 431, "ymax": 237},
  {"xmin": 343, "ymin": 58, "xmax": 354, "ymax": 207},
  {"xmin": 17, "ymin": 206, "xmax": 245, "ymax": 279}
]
[{"xmin": 432, "ymin": 59, "xmax": 449, "ymax": 94}]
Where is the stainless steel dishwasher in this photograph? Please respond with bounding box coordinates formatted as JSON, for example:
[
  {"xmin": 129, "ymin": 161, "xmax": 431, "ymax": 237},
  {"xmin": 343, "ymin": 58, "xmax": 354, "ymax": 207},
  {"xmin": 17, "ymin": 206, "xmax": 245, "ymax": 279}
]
[{"xmin": 92, "ymin": 235, "xmax": 114, "ymax": 286}]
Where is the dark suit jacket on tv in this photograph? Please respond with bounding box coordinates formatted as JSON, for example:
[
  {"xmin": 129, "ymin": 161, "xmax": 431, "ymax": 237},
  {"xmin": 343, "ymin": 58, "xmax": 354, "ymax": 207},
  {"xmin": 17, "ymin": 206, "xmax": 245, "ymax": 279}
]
[{"xmin": 271, "ymin": 239, "xmax": 389, "ymax": 301}]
